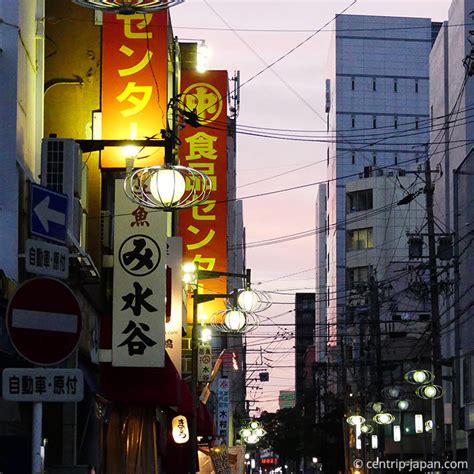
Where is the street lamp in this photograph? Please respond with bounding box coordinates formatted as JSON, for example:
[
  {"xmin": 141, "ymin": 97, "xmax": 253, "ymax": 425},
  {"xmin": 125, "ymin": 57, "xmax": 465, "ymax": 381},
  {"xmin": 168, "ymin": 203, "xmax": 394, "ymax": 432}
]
[
  {"xmin": 404, "ymin": 369, "xmax": 434, "ymax": 385},
  {"xmin": 373, "ymin": 412, "xmax": 395, "ymax": 425},
  {"xmin": 346, "ymin": 415, "xmax": 365, "ymax": 426},
  {"xmin": 184, "ymin": 266, "xmax": 271, "ymax": 474},
  {"xmin": 416, "ymin": 384, "xmax": 444, "ymax": 400},
  {"xmin": 124, "ymin": 164, "xmax": 212, "ymax": 211},
  {"xmin": 72, "ymin": 0, "xmax": 185, "ymax": 14}
]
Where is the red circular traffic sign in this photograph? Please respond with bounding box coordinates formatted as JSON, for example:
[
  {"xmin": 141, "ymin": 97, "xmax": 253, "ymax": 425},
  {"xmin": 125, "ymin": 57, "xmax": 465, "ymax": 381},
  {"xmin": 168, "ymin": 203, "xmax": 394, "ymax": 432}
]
[{"xmin": 6, "ymin": 277, "xmax": 82, "ymax": 365}]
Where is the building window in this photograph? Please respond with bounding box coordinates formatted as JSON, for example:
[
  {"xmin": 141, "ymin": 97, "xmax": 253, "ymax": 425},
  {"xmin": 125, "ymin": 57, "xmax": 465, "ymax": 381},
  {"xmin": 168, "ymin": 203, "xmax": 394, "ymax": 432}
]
[
  {"xmin": 394, "ymin": 78, "xmax": 398, "ymax": 93},
  {"xmin": 372, "ymin": 78, "xmax": 376, "ymax": 91},
  {"xmin": 373, "ymin": 116, "xmax": 377, "ymax": 129},
  {"xmin": 351, "ymin": 77, "xmax": 355, "ymax": 90},
  {"xmin": 347, "ymin": 266, "xmax": 370, "ymax": 290},
  {"xmin": 373, "ymin": 154, "xmax": 377, "ymax": 166},
  {"xmin": 394, "ymin": 117, "xmax": 398, "ymax": 129},
  {"xmin": 351, "ymin": 152, "xmax": 355, "ymax": 165},
  {"xmin": 347, "ymin": 228, "xmax": 374, "ymax": 251},
  {"xmin": 394, "ymin": 154, "xmax": 398, "ymax": 165},
  {"xmin": 351, "ymin": 115, "xmax": 355, "ymax": 128},
  {"xmin": 346, "ymin": 189, "xmax": 373, "ymax": 213},
  {"xmin": 415, "ymin": 80, "xmax": 419, "ymax": 93}
]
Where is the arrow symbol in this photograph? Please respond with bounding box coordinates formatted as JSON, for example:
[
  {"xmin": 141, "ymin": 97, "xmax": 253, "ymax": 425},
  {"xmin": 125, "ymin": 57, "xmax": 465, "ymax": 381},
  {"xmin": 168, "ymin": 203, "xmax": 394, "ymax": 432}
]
[{"xmin": 34, "ymin": 196, "xmax": 66, "ymax": 232}]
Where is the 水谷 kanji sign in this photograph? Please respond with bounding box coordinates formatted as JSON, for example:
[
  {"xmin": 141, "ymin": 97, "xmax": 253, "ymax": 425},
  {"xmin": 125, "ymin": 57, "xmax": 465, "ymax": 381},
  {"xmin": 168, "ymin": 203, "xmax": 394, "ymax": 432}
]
[
  {"xmin": 2, "ymin": 368, "xmax": 84, "ymax": 402},
  {"xmin": 178, "ymin": 71, "xmax": 228, "ymax": 324},
  {"xmin": 101, "ymin": 12, "xmax": 169, "ymax": 168},
  {"xmin": 112, "ymin": 180, "xmax": 167, "ymax": 367}
]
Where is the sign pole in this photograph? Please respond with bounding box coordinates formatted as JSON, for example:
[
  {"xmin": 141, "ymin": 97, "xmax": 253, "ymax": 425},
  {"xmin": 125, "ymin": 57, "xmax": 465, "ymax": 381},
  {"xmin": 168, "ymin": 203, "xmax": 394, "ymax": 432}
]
[{"xmin": 32, "ymin": 401, "xmax": 43, "ymax": 474}]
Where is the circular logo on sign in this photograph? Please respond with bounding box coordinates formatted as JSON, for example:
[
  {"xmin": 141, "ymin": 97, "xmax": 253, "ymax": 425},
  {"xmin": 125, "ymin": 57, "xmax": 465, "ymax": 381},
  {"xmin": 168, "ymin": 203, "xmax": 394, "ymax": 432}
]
[
  {"xmin": 182, "ymin": 82, "xmax": 223, "ymax": 125},
  {"xmin": 119, "ymin": 234, "xmax": 161, "ymax": 277}
]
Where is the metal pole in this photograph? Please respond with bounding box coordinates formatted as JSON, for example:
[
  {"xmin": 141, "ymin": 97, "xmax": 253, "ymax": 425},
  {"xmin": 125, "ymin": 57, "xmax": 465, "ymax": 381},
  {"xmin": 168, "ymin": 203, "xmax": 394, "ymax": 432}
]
[
  {"xmin": 452, "ymin": 168, "xmax": 461, "ymax": 461},
  {"xmin": 32, "ymin": 402, "xmax": 43, "ymax": 474},
  {"xmin": 190, "ymin": 287, "xmax": 199, "ymax": 474},
  {"xmin": 425, "ymin": 157, "xmax": 445, "ymax": 460}
]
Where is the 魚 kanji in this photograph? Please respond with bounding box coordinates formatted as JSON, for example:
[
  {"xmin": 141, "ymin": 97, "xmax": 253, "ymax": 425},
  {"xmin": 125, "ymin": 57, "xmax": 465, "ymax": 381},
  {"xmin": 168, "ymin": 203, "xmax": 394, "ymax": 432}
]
[{"xmin": 131, "ymin": 206, "xmax": 150, "ymax": 227}]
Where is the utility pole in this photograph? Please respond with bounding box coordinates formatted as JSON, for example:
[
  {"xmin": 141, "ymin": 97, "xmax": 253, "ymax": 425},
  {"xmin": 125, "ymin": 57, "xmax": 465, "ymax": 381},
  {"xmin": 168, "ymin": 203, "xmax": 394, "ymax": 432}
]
[
  {"xmin": 369, "ymin": 275, "xmax": 384, "ymax": 463},
  {"xmin": 425, "ymin": 157, "xmax": 445, "ymax": 460}
]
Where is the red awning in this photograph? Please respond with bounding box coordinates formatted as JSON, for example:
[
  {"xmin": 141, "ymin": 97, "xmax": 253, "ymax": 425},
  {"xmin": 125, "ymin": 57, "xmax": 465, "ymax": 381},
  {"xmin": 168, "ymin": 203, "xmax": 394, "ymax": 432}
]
[
  {"xmin": 99, "ymin": 314, "xmax": 182, "ymax": 406},
  {"xmin": 100, "ymin": 353, "xmax": 182, "ymax": 405},
  {"xmin": 179, "ymin": 381, "xmax": 215, "ymax": 436}
]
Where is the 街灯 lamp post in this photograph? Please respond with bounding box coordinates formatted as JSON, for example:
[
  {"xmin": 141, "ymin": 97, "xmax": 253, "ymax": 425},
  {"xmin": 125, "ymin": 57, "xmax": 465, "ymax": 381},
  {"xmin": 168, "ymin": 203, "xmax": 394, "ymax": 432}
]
[{"xmin": 183, "ymin": 264, "xmax": 270, "ymax": 473}]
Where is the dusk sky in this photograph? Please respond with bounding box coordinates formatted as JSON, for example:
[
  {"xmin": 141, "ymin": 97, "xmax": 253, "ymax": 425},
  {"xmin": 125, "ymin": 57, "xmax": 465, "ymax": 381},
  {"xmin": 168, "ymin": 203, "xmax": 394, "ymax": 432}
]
[{"xmin": 171, "ymin": 0, "xmax": 452, "ymax": 412}]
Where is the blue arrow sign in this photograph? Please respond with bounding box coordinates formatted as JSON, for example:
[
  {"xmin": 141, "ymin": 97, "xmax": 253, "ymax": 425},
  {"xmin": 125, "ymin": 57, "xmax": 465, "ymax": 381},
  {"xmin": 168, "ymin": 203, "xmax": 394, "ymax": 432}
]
[{"xmin": 30, "ymin": 183, "xmax": 68, "ymax": 244}]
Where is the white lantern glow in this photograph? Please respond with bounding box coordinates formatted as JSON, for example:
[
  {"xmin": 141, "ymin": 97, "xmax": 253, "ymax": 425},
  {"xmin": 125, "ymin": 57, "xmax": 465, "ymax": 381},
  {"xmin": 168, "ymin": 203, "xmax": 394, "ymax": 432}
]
[
  {"xmin": 237, "ymin": 289, "xmax": 260, "ymax": 313},
  {"xmin": 150, "ymin": 168, "xmax": 186, "ymax": 206},
  {"xmin": 224, "ymin": 310, "xmax": 246, "ymax": 332},
  {"xmin": 172, "ymin": 416, "xmax": 189, "ymax": 444},
  {"xmin": 371, "ymin": 435, "xmax": 378, "ymax": 449},
  {"xmin": 393, "ymin": 425, "xmax": 401, "ymax": 442},
  {"xmin": 415, "ymin": 414, "xmax": 424, "ymax": 434}
]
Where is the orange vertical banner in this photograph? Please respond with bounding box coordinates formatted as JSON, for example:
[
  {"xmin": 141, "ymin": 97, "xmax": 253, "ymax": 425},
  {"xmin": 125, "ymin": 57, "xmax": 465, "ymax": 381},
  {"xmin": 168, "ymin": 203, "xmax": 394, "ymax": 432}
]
[
  {"xmin": 101, "ymin": 12, "xmax": 169, "ymax": 168},
  {"xmin": 178, "ymin": 70, "xmax": 229, "ymax": 323}
]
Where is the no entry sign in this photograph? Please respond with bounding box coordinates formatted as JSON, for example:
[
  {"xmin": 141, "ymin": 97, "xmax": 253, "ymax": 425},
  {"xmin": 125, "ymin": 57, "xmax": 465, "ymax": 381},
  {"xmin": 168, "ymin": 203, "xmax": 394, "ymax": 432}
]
[{"xmin": 6, "ymin": 277, "xmax": 82, "ymax": 365}]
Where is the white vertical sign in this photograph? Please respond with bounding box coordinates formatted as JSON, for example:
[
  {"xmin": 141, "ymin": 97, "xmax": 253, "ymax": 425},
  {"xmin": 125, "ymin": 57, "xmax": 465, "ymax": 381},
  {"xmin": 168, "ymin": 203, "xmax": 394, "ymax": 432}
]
[
  {"xmin": 197, "ymin": 342, "xmax": 212, "ymax": 382},
  {"xmin": 112, "ymin": 180, "xmax": 167, "ymax": 367},
  {"xmin": 217, "ymin": 378, "xmax": 230, "ymax": 441},
  {"xmin": 165, "ymin": 237, "xmax": 183, "ymax": 374}
]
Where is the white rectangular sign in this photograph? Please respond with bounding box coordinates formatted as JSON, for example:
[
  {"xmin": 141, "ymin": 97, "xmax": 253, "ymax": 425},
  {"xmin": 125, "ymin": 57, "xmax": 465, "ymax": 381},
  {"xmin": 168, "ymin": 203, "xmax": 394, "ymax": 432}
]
[
  {"xmin": 112, "ymin": 180, "xmax": 167, "ymax": 367},
  {"xmin": 197, "ymin": 342, "xmax": 212, "ymax": 382},
  {"xmin": 217, "ymin": 378, "xmax": 230, "ymax": 441},
  {"xmin": 2, "ymin": 368, "xmax": 83, "ymax": 402},
  {"xmin": 25, "ymin": 239, "xmax": 69, "ymax": 279},
  {"xmin": 165, "ymin": 237, "xmax": 184, "ymax": 374}
]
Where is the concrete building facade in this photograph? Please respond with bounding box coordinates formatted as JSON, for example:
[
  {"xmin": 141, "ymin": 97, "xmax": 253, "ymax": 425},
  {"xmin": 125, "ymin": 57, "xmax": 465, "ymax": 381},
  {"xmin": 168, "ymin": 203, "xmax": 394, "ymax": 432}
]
[
  {"xmin": 429, "ymin": 0, "xmax": 474, "ymax": 462},
  {"xmin": 318, "ymin": 12, "xmax": 436, "ymax": 377}
]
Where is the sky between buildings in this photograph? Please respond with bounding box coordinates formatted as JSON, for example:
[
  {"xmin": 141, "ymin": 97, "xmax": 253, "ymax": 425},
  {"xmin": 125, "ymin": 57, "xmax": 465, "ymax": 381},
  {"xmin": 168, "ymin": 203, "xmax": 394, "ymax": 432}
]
[{"xmin": 170, "ymin": 0, "xmax": 453, "ymax": 412}]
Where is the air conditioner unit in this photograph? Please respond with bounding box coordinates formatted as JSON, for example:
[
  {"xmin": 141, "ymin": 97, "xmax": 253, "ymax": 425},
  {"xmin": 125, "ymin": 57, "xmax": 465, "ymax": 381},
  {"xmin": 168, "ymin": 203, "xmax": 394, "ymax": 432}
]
[{"xmin": 41, "ymin": 137, "xmax": 87, "ymax": 246}]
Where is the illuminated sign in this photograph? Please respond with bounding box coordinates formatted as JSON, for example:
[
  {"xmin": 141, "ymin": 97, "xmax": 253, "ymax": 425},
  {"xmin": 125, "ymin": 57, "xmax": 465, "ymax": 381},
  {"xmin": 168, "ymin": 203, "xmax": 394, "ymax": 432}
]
[
  {"xmin": 178, "ymin": 70, "xmax": 228, "ymax": 322},
  {"xmin": 101, "ymin": 12, "xmax": 169, "ymax": 168}
]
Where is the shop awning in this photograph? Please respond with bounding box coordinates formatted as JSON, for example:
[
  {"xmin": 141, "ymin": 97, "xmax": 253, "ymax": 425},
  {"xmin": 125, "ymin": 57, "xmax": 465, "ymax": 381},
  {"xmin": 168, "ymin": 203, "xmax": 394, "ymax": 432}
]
[
  {"xmin": 179, "ymin": 380, "xmax": 215, "ymax": 436},
  {"xmin": 99, "ymin": 314, "xmax": 182, "ymax": 406}
]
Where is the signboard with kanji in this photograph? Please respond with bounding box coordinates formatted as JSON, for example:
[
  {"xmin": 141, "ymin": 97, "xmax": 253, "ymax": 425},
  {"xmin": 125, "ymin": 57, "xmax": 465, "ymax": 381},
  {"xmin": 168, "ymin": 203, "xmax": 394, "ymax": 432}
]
[
  {"xmin": 112, "ymin": 180, "xmax": 167, "ymax": 367},
  {"xmin": 25, "ymin": 239, "xmax": 69, "ymax": 279},
  {"xmin": 101, "ymin": 11, "xmax": 169, "ymax": 168},
  {"xmin": 197, "ymin": 342, "xmax": 212, "ymax": 382},
  {"xmin": 2, "ymin": 368, "xmax": 84, "ymax": 402},
  {"xmin": 178, "ymin": 70, "xmax": 228, "ymax": 324},
  {"xmin": 165, "ymin": 237, "xmax": 183, "ymax": 374},
  {"xmin": 217, "ymin": 378, "xmax": 230, "ymax": 441}
]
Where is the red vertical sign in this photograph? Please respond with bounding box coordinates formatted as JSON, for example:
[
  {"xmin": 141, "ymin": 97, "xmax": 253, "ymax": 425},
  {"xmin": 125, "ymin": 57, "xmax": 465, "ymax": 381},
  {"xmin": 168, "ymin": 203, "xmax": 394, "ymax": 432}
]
[
  {"xmin": 179, "ymin": 71, "xmax": 228, "ymax": 322},
  {"xmin": 101, "ymin": 12, "xmax": 169, "ymax": 168}
]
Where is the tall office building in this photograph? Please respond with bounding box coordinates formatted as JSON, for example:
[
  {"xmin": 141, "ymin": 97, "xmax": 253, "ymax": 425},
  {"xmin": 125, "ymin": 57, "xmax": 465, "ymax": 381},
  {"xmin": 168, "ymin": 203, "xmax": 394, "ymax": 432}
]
[
  {"xmin": 429, "ymin": 0, "xmax": 474, "ymax": 461},
  {"xmin": 317, "ymin": 13, "xmax": 439, "ymax": 372}
]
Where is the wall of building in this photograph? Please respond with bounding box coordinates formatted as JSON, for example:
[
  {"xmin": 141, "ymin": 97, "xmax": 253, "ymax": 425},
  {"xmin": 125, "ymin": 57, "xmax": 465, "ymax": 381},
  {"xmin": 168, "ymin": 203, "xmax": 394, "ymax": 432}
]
[
  {"xmin": 322, "ymin": 13, "xmax": 432, "ymax": 368},
  {"xmin": 0, "ymin": 0, "xmax": 44, "ymax": 281}
]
